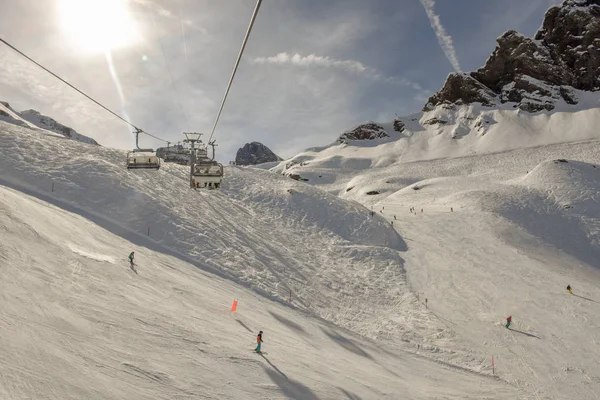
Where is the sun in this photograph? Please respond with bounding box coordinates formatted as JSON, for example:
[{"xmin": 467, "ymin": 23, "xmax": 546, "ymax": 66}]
[{"xmin": 59, "ymin": 0, "xmax": 140, "ymax": 53}]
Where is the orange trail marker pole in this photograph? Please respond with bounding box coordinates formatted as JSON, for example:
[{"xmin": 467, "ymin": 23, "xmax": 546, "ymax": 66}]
[{"xmin": 231, "ymin": 299, "xmax": 238, "ymax": 312}]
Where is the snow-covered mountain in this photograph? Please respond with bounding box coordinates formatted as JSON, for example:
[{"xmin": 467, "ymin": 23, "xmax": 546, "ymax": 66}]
[
  {"xmin": 276, "ymin": 0, "xmax": 600, "ymax": 182},
  {"xmin": 0, "ymin": 101, "xmax": 98, "ymax": 145},
  {"xmin": 20, "ymin": 109, "xmax": 99, "ymax": 145}
]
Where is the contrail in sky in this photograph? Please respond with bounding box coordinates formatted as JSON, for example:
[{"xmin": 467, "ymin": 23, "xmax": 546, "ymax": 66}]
[{"xmin": 419, "ymin": 0, "xmax": 462, "ymax": 72}]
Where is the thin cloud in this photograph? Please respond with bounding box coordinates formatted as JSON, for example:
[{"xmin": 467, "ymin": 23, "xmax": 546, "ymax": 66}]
[
  {"xmin": 419, "ymin": 0, "xmax": 462, "ymax": 73},
  {"xmin": 252, "ymin": 53, "xmax": 373, "ymax": 75},
  {"xmin": 131, "ymin": 0, "xmax": 175, "ymax": 18},
  {"xmin": 251, "ymin": 52, "xmax": 424, "ymax": 94}
]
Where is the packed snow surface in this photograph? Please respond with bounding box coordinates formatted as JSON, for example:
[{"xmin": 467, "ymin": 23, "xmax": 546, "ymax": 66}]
[
  {"xmin": 3, "ymin": 107, "xmax": 600, "ymax": 399},
  {"xmin": 0, "ymin": 121, "xmax": 521, "ymax": 399},
  {"xmin": 270, "ymin": 103, "xmax": 600, "ymax": 399}
]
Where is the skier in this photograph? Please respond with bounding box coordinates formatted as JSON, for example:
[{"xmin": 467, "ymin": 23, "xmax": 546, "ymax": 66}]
[
  {"xmin": 128, "ymin": 251, "xmax": 135, "ymax": 267},
  {"xmin": 567, "ymin": 285, "xmax": 573, "ymax": 295},
  {"xmin": 505, "ymin": 316, "xmax": 512, "ymax": 329},
  {"xmin": 255, "ymin": 330, "xmax": 263, "ymax": 353}
]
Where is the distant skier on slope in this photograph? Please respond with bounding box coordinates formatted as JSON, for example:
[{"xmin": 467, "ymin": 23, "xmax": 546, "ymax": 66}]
[
  {"xmin": 505, "ymin": 316, "xmax": 512, "ymax": 329},
  {"xmin": 128, "ymin": 251, "xmax": 135, "ymax": 267},
  {"xmin": 255, "ymin": 330, "xmax": 263, "ymax": 353},
  {"xmin": 567, "ymin": 285, "xmax": 573, "ymax": 294}
]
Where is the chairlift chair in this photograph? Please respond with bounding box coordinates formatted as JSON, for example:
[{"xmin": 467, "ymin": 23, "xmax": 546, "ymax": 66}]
[
  {"xmin": 191, "ymin": 162, "xmax": 224, "ymax": 189},
  {"xmin": 184, "ymin": 132, "xmax": 224, "ymax": 189},
  {"xmin": 126, "ymin": 129, "xmax": 161, "ymax": 170},
  {"xmin": 126, "ymin": 150, "xmax": 161, "ymax": 169},
  {"xmin": 157, "ymin": 143, "xmax": 191, "ymax": 165}
]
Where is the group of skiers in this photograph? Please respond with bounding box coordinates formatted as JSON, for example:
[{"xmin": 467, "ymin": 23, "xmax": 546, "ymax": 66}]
[
  {"xmin": 129, "ymin": 249, "xmax": 579, "ymax": 354},
  {"xmin": 506, "ymin": 285, "xmax": 575, "ymax": 329}
]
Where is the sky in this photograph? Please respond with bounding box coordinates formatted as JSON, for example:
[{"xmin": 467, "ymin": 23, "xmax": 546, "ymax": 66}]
[{"xmin": 0, "ymin": 0, "xmax": 563, "ymax": 162}]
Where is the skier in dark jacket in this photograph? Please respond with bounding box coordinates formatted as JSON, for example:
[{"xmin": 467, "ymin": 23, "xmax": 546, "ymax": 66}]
[
  {"xmin": 567, "ymin": 285, "xmax": 573, "ymax": 294},
  {"xmin": 255, "ymin": 331, "xmax": 263, "ymax": 353},
  {"xmin": 505, "ymin": 316, "xmax": 512, "ymax": 329}
]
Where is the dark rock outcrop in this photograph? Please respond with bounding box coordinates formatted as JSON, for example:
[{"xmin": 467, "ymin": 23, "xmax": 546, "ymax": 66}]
[
  {"xmin": 425, "ymin": 0, "xmax": 600, "ymax": 112},
  {"xmin": 424, "ymin": 74, "xmax": 497, "ymax": 110},
  {"xmin": 338, "ymin": 122, "xmax": 389, "ymax": 143},
  {"xmin": 0, "ymin": 102, "xmax": 10, "ymax": 117},
  {"xmin": 393, "ymin": 118, "xmax": 405, "ymax": 132},
  {"xmin": 235, "ymin": 142, "xmax": 282, "ymax": 166}
]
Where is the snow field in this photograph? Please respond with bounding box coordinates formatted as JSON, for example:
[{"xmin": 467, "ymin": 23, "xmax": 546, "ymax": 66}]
[
  {"xmin": 0, "ymin": 121, "xmax": 523, "ymax": 398},
  {"xmin": 270, "ymin": 110, "xmax": 600, "ymax": 399},
  {"xmin": 370, "ymin": 161, "xmax": 600, "ymax": 399},
  {"xmin": 0, "ymin": 183, "xmax": 519, "ymax": 399}
]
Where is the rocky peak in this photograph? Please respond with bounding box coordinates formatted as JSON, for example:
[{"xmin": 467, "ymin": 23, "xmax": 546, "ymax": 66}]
[
  {"xmin": 235, "ymin": 142, "xmax": 282, "ymax": 166},
  {"xmin": 338, "ymin": 122, "xmax": 389, "ymax": 143},
  {"xmin": 425, "ymin": 73, "xmax": 497, "ymax": 110},
  {"xmin": 393, "ymin": 117, "xmax": 405, "ymax": 132},
  {"xmin": 425, "ymin": 0, "xmax": 600, "ymax": 113}
]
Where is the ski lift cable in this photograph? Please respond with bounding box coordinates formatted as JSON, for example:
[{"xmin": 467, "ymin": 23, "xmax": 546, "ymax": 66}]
[
  {"xmin": 208, "ymin": 0, "xmax": 262, "ymax": 143},
  {"xmin": 0, "ymin": 37, "xmax": 169, "ymax": 144},
  {"xmin": 151, "ymin": 14, "xmax": 190, "ymax": 128}
]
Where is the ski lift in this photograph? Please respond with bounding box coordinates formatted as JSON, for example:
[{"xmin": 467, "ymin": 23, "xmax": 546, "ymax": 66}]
[
  {"xmin": 191, "ymin": 162, "xmax": 224, "ymax": 189},
  {"xmin": 127, "ymin": 129, "xmax": 160, "ymax": 170},
  {"xmin": 156, "ymin": 142, "xmax": 191, "ymax": 165},
  {"xmin": 184, "ymin": 133, "xmax": 224, "ymax": 189}
]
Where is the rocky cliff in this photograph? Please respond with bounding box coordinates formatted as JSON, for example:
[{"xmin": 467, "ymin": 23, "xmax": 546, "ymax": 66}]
[
  {"xmin": 235, "ymin": 142, "xmax": 282, "ymax": 165},
  {"xmin": 338, "ymin": 122, "xmax": 389, "ymax": 143},
  {"xmin": 425, "ymin": 0, "xmax": 600, "ymax": 113}
]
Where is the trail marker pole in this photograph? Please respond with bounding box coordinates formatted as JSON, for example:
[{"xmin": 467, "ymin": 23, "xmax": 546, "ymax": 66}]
[
  {"xmin": 147, "ymin": 226, "xmax": 150, "ymax": 236},
  {"xmin": 52, "ymin": 182, "xmax": 54, "ymax": 192},
  {"xmin": 492, "ymin": 356, "xmax": 495, "ymax": 376},
  {"xmin": 231, "ymin": 299, "xmax": 238, "ymax": 312},
  {"xmin": 289, "ymin": 289, "xmax": 292, "ymax": 303}
]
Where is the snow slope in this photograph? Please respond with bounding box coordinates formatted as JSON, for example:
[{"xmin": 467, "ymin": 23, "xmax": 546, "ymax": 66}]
[
  {"xmin": 274, "ymin": 96, "xmax": 600, "ymax": 192},
  {"xmin": 3, "ymin": 111, "xmax": 600, "ymax": 398},
  {"xmin": 375, "ymin": 158, "xmax": 600, "ymax": 399},
  {"xmin": 19, "ymin": 109, "xmax": 99, "ymax": 145},
  {"xmin": 274, "ymin": 120, "xmax": 600, "ymax": 399},
  {"xmin": 1, "ymin": 185, "xmax": 519, "ymax": 399},
  {"xmin": 0, "ymin": 120, "xmax": 522, "ymax": 398}
]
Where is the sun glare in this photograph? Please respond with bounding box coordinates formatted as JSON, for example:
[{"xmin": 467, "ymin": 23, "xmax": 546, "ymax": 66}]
[{"xmin": 59, "ymin": 0, "xmax": 139, "ymax": 53}]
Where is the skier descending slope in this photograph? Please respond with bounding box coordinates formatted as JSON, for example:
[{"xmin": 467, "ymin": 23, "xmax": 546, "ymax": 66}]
[
  {"xmin": 255, "ymin": 330, "xmax": 263, "ymax": 353},
  {"xmin": 567, "ymin": 284, "xmax": 573, "ymax": 294},
  {"xmin": 505, "ymin": 316, "xmax": 512, "ymax": 329},
  {"xmin": 128, "ymin": 251, "xmax": 136, "ymax": 272}
]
